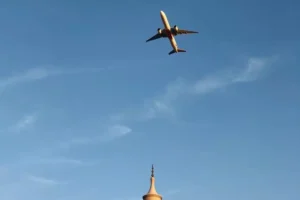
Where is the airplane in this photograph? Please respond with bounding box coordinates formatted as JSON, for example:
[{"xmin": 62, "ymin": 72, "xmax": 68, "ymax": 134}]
[{"xmin": 146, "ymin": 10, "xmax": 198, "ymax": 55}]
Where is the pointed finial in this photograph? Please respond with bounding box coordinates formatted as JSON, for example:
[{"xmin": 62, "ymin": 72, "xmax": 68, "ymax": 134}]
[
  {"xmin": 151, "ymin": 164, "xmax": 154, "ymax": 177},
  {"xmin": 143, "ymin": 164, "xmax": 161, "ymax": 200}
]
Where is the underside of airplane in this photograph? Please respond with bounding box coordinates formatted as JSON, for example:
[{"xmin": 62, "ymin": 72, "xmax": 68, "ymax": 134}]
[
  {"xmin": 146, "ymin": 10, "xmax": 198, "ymax": 55},
  {"xmin": 146, "ymin": 25, "xmax": 198, "ymax": 42}
]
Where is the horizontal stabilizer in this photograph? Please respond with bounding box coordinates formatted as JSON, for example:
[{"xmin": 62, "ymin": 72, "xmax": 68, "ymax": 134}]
[{"xmin": 168, "ymin": 48, "xmax": 186, "ymax": 55}]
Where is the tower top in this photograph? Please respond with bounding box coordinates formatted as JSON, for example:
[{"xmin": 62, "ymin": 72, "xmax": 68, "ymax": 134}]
[
  {"xmin": 151, "ymin": 164, "xmax": 154, "ymax": 177},
  {"xmin": 142, "ymin": 165, "xmax": 162, "ymax": 200}
]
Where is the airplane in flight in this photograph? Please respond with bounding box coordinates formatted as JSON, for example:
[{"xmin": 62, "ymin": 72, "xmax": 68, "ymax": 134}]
[{"xmin": 146, "ymin": 10, "xmax": 198, "ymax": 55}]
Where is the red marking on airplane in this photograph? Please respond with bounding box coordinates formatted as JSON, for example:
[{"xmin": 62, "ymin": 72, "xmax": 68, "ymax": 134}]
[{"xmin": 166, "ymin": 29, "xmax": 173, "ymax": 40}]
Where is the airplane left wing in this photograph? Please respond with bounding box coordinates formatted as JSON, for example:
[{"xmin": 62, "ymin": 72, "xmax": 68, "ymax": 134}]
[
  {"xmin": 176, "ymin": 29, "xmax": 198, "ymax": 35},
  {"xmin": 146, "ymin": 33, "xmax": 163, "ymax": 42}
]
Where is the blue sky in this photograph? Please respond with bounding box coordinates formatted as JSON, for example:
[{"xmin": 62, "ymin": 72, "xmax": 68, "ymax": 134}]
[{"xmin": 0, "ymin": 0, "xmax": 300, "ymax": 199}]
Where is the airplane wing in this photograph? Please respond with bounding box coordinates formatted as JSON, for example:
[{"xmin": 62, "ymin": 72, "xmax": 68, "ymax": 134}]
[
  {"xmin": 146, "ymin": 33, "xmax": 163, "ymax": 42},
  {"xmin": 176, "ymin": 29, "xmax": 198, "ymax": 35}
]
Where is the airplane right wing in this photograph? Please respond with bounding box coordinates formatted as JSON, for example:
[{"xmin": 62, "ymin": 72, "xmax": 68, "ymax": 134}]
[
  {"xmin": 146, "ymin": 33, "xmax": 164, "ymax": 42},
  {"xmin": 176, "ymin": 29, "xmax": 198, "ymax": 35}
]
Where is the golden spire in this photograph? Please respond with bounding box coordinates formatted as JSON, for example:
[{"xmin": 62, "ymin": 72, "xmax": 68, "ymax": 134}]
[
  {"xmin": 151, "ymin": 164, "xmax": 154, "ymax": 177},
  {"xmin": 143, "ymin": 165, "xmax": 162, "ymax": 200}
]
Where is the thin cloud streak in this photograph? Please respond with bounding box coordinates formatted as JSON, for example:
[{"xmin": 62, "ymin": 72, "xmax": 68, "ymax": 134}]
[
  {"xmin": 16, "ymin": 124, "xmax": 132, "ymax": 160},
  {"xmin": 1, "ymin": 56, "xmax": 275, "ymax": 167},
  {"xmin": 27, "ymin": 175, "xmax": 66, "ymax": 185},
  {"xmin": 8, "ymin": 113, "xmax": 37, "ymax": 133},
  {"xmin": 189, "ymin": 56, "xmax": 276, "ymax": 95},
  {"xmin": 105, "ymin": 124, "xmax": 132, "ymax": 140},
  {"xmin": 52, "ymin": 124, "xmax": 132, "ymax": 151},
  {"xmin": 18, "ymin": 156, "xmax": 91, "ymax": 166},
  {"xmin": 111, "ymin": 56, "xmax": 277, "ymax": 122},
  {"xmin": 0, "ymin": 66, "xmax": 109, "ymax": 88},
  {"xmin": 163, "ymin": 56, "xmax": 275, "ymax": 111},
  {"xmin": 232, "ymin": 56, "xmax": 276, "ymax": 83},
  {"xmin": 40, "ymin": 158, "xmax": 84, "ymax": 165}
]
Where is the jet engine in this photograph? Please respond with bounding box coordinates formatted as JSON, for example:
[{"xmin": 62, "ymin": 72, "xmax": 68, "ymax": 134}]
[
  {"xmin": 174, "ymin": 25, "xmax": 179, "ymax": 32},
  {"xmin": 157, "ymin": 28, "xmax": 162, "ymax": 34}
]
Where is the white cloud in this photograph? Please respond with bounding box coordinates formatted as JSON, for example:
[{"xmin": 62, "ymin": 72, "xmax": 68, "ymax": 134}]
[
  {"xmin": 59, "ymin": 137, "xmax": 95, "ymax": 148},
  {"xmin": 0, "ymin": 66, "xmax": 108, "ymax": 88},
  {"xmin": 106, "ymin": 124, "xmax": 132, "ymax": 139},
  {"xmin": 191, "ymin": 75, "xmax": 230, "ymax": 95},
  {"xmin": 111, "ymin": 56, "xmax": 276, "ymax": 122},
  {"xmin": 0, "ymin": 68, "xmax": 49, "ymax": 88},
  {"xmin": 233, "ymin": 57, "xmax": 274, "ymax": 82},
  {"xmin": 52, "ymin": 124, "xmax": 132, "ymax": 151},
  {"xmin": 152, "ymin": 56, "xmax": 273, "ymax": 115},
  {"xmin": 19, "ymin": 156, "xmax": 89, "ymax": 166},
  {"xmin": 27, "ymin": 175, "xmax": 66, "ymax": 185},
  {"xmin": 141, "ymin": 99, "xmax": 176, "ymax": 121},
  {"xmin": 39, "ymin": 158, "xmax": 86, "ymax": 165},
  {"xmin": 10, "ymin": 113, "xmax": 37, "ymax": 133}
]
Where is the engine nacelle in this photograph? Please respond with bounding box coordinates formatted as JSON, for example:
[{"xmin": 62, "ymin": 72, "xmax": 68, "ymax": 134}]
[
  {"xmin": 174, "ymin": 25, "xmax": 179, "ymax": 32},
  {"xmin": 157, "ymin": 28, "xmax": 162, "ymax": 34}
]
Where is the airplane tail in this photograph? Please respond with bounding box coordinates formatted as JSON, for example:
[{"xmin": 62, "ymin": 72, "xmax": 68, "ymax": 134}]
[{"xmin": 168, "ymin": 48, "xmax": 186, "ymax": 55}]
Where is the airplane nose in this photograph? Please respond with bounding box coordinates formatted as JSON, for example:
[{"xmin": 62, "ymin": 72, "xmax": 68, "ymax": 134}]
[{"xmin": 160, "ymin": 10, "xmax": 164, "ymax": 15}]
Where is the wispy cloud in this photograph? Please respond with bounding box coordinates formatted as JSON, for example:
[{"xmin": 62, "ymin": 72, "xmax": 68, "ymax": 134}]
[
  {"xmin": 9, "ymin": 113, "xmax": 37, "ymax": 133},
  {"xmin": 27, "ymin": 174, "xmax": 66, "ymax": 185},
  {"xmin": 232, "ymin": 56, "xmax": 276, "ymax": 82},
  {"xmin": 111, "ymin": 56, "xmax": 277, "ymax": 122},
  {"xmin": 12, "ymin": 123, "xmax": 132, "ymax": 162},
  {"xmin": 0, "ymin": 68, "xmax": 49, "ymax": 88},
  {"xmin": 53, "ymin": 124, "xmax": 132, "ymax": 151},
  {"xmin": 163, "ymin": 56, "xmax": 275, "ymax": 110},
  {"xmin": 0, "ymin": 66, "xmax": 109, "ymax": 88},
  {"xmin": 38, "ymin": 158, "xmax": 86, "ymax": 165},
  {"xmin": 176, "ymin": 56, "xmax": 275, "ymax": 97},
  {"xmin": 104, "ymin": 124, "xmax": 132, "ymax": 140},
  {"xmin": 17, "ymin": 156, "xmax": 91, "ymax": 166},
  {"xmin": 40, "ymin": 158, "xmax": 85, "ymax": 165}
]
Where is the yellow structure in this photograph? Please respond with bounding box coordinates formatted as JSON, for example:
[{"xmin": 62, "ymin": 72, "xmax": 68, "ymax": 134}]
[{"xmin": 143, "ymin": 165, "xmax": 162, "ymax": 200}]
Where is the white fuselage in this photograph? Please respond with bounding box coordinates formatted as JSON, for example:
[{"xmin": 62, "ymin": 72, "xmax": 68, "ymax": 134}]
[{"xmin": 160, "ymin": 11, "xmax": 178, "ymax": 52}]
